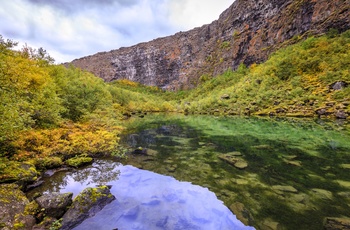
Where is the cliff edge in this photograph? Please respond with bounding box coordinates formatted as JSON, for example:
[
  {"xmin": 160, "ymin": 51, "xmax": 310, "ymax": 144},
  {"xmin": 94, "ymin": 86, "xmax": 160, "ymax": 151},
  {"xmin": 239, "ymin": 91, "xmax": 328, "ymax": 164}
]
[{"xmin": 70, "ymin": 0, "xmax": 350, "ymax": 90}]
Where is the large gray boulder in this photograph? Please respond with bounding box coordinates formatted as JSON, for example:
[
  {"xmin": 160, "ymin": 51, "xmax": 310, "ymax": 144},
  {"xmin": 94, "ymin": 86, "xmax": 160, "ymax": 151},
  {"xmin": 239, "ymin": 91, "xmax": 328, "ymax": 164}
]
[
  {"xmin": 61, "ymin": 185, "xmax": 115, "ymax": 230},
  {"xmin": 35, "ymin": 192, "xmax": 73, "ymax": 219}
]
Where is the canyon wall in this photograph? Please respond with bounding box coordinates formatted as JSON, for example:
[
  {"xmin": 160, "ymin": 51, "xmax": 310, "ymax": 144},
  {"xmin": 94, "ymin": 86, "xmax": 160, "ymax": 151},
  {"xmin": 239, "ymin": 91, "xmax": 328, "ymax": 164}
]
[{"xmin": 70, "ymin": 0, "xmax": 350, "ymax": 90}]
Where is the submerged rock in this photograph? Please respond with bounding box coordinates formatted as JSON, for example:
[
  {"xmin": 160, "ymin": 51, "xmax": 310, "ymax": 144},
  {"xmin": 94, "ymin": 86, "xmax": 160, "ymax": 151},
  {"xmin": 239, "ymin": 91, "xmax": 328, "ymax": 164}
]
[
  {"xmin": 229, "ymin": 202, "xmax": 254, "ymax": 226},
  {"xmin": 35, "ymin": 192, "xmax": 73, "ymax": 219},
  {"xmin": 272, "ymin": 185, "xmax": 298, "ymax": 194},
  {"xmin": 340, "ymin": 164, "xmax": 350, "ymax": 169},
  {"xmin": 61, "ymin": 185, "xmax": 115, "ymax": 230},
  {"xmin": 218, "ymin": 153, "xmax": 248, "ymax": 169},
  {"xmin": 324, "ymin": 217, "xmax": 350, "ymax": 230},
  {"xmin": 311, "ymin": 189, "xmax": 333, "ymax": 201}
]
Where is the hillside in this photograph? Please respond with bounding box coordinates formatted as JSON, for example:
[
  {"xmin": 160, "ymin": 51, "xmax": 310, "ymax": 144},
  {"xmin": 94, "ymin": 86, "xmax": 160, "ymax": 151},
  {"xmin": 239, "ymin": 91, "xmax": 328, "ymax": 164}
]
[
  {"xmin": 179, "ymin": 31, "xmax": 350, "ymax": 119},
  {"xmin": 69, "ymin": 0, "xmax": 350, "ymax": 90}
]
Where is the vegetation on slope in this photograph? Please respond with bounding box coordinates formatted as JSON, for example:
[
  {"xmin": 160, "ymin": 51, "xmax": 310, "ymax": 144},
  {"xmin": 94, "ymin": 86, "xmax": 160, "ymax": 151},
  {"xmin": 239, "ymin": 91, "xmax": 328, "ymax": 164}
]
[
  {"xmin": 180, "ymin": 30, "xmax": 350, "ymax": 118},
  {"xmin": 0, "ymin": 35, "xmax": 175, "ymax": 180}
]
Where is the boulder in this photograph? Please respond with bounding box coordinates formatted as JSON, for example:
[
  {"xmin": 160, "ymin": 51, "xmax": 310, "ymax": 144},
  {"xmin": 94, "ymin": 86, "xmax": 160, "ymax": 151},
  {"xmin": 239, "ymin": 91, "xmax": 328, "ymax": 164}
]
[
  {"xmin": 61, "ymin": 185, "xmax": 115, "ymax": 230},
  {"xmin": 66, "ymin": 156, "xmax": 93, "ymax": 168},
  {"xmin": 229, "ymin": 202, "xmax": 254, "ymax": 226},
  {"xmin": 0, "ymin": 161, "xmax": 38, "ymax": 188},
  {"xmin": 335, "ymin": 110, "xmax": 348, "ymax": 119},
  {"xmin": 218, "ymin": 153, "xmax": 248, "ymax": 169},
  {"xmin": 35, "ymin": 192, "xmax": 73, "ymax": 219},
  {"xmin": 315, "ymin": 108, "xmax": 328, "ymax": 116},
  {"xmin": 0, "ymin": 184, "xmax": 36, "ymax": 230},
  {"xmin": 329, "ymin": 81, "xmax": 348, "ymax": 91},
  {"xmin": 324, "ymin": 217, "xmax": 350, "ymax": 230},
  {"xmin": 221, "ymin": 94, "xmax": 230, "ymax": 100},
  {"xmin": 272, "ymin": 185, "xmax": 298, "ymax": 195}
]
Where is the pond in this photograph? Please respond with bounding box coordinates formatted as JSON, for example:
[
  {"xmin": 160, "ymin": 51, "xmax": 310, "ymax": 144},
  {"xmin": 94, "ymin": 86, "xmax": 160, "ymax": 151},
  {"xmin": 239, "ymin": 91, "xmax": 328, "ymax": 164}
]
[
  {"xmin": 27, "ymin": 156, "xmax": 251, "ymax": 229},
  {"xmin": 28, "ymin": 114, "xmax": 350, "ymax": 230},
  {"xmin": 118, "ymin": 114, "xmax": 350, "ymax": 230}
]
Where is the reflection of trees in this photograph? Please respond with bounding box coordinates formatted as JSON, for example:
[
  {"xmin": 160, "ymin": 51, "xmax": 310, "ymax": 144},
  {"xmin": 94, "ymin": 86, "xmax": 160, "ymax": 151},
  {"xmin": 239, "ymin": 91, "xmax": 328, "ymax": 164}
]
[
  {"xmin": 70, "ymin": 160, "xmax": 120, "ymax": 186},
  {"xmin": 27, "ymin": 160, "xmax": 121, "ymax": 199}
]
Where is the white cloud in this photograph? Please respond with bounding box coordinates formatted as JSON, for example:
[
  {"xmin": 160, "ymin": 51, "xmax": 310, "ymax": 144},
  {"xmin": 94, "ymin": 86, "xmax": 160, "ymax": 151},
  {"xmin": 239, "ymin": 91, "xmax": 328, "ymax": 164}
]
[
  {"xmin": 168, "ymin": 0, "xmax": 233, "ymax": 29},
  {"xmin": 0, "ymin": 0, "xmax": 234, "ymax": 63}
]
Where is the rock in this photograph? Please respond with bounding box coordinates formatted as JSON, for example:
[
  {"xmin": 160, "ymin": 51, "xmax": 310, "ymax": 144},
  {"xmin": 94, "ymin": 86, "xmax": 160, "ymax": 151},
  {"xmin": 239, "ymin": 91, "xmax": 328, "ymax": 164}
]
[
  {"xmin": 340, "ymin": 164, "xmax": 350, "ymax": 169},
  {"xmin": 0, "ymin": 161, "xmax": 38, "ymax": 188},
  {"xmin": 283, "ymin": 159, "xmax": 302, "ymax": 167},
  {"xmin": 229, "ymin": 202, "xmax": 254, "ymax": 226},
  {"xmin": 324, "ymin": 217, "xmax": 350, "ymax": 230},
  {"xmin": 35, "ymin": 192, "xmax": 73, "ymax": 219},
  {"xmin": 226, "ymin": 151, "xmax": 243, "ymax": 156},
  {"xmin": 329, "ymin": 81, "xmax": 348, "ymax": 91},
  {"xmin": 260, "ymin": 218, "xmax": 282, "ymax": 230},
  {"xmin": 335, "ymin": 110, "xmax": 348, "ymax": 119},
  {"xmin": 315, "ymin": 108, "xmax": 329, "ymax": 116},
  {"xmin": 272, "ymin": 185, "xmax": 298, "ymax": 194},
  {"xmin": 66, "ymin": 157, "xmax": 93, "ymax": 168},
  {"xmin": 0, "ymin": 184, "xmax": 35, "ymax": 230},
  {"xmin": 218, "ymin": 153, "xmax": 248, "ymax": 169},
  {"xmin": 133, "ymin": 147, "xmax": 147, "ymax": 154},
  {"xmin": 61, "ymin": 185, "xmax": 115, "ymax": 230},
  {"xmin": 32, "ymin": 217, "xmax": 60, "ymax": 230},
  {"xmin": 221, "ymin": 94, "xmax": 230, "ymax": 100},
  {"xmin": 311, "ymin": 189, "xmax": 333, "ymax": 200},
  {"xmin": 234, "ymin": 161, "xmax": 249, "ymax": 169},
  {"xmin": 145, "ymin": 148, "xmax": 158, "ymax": 157}
]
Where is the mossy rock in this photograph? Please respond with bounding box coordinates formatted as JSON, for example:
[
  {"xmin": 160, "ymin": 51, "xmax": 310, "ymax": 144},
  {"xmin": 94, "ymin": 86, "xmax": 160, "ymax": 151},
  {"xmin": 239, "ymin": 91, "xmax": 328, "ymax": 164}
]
[
  {"xmin": 0, "ymin": 184, "xmax": 35, "ymax": 230},
  {"xmin": 61, "ymin": 186, "xmax": 115, "ymax": 230},
  {"xmin": 0, "ymin": 160, "xmax": 38, "ymax": 186},
  {"xmin": 65, "ymin": 157, "xmax": 93, "ymax": 168},
  {"xmin": 30, "ymin": 157, "xmax": 63, "ymax": 170},
  {"xmin": 35, "ymin": 192, "xmax": 73, "ymax": 219}
]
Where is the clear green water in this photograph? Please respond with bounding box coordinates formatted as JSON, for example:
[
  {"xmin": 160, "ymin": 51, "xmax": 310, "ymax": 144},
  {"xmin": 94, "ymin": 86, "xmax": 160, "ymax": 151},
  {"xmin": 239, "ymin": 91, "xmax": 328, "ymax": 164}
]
[{"xmin": 119, "ymin": 114, "xmax": 350, "ymax": 230}]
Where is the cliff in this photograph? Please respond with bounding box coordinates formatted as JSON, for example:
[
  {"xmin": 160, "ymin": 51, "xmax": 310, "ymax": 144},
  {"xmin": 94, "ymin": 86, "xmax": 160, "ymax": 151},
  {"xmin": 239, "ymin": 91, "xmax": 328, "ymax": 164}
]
[{"xmin": 70, "ymin": 0, "xmax": 350, "ymax": 90}]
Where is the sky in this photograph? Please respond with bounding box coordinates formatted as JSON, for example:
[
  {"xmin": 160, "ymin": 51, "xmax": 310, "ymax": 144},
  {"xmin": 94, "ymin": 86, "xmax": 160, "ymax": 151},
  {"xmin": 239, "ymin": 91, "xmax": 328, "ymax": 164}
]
[{"xmin": 0, "ymin": 0, "xmax": 233, "ymax": 63}]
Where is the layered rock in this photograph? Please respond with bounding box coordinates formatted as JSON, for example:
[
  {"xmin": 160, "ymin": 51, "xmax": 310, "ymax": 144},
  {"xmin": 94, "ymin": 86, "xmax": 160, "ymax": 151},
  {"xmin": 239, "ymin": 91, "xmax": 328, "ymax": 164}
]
[{"xmin": 70, "ymin": 0, "xmax": 350, "ymax": 90}]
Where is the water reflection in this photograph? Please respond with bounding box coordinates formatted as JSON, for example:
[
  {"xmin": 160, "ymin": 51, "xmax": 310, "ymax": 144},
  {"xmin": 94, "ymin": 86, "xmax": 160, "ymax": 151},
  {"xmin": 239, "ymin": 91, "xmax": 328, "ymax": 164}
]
[
  {"xmin": 75, "ymin": 164, "xmax": 253, "ymax": 230},
  {"xmin": 119, "ymin": 114, "xmax": 350, "ymax": 230},
  {"xmin": 28, "ymin": 159, "xmax": 251, "ymax": 230},
  {"xmin": 27, "ymin": 160, "xmax": 121, "ymax": 198}
]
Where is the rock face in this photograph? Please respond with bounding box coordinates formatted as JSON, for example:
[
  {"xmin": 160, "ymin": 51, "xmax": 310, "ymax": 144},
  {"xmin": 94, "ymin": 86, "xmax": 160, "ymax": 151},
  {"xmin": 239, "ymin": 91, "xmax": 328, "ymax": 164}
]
[
  {"xmin": 70, "ymin": 0, "xmax": 350, "ymax": 90},
  {"xmin": 0, "ymin": 184, "xmax": 36, "ymax": 230},
  {"xmin": 60, "ymin": 186, "xmax": 115, "ymax": 230},
  {"xmin": 35, "ymin": 192, "xmax": 73, "ymax": 219}
]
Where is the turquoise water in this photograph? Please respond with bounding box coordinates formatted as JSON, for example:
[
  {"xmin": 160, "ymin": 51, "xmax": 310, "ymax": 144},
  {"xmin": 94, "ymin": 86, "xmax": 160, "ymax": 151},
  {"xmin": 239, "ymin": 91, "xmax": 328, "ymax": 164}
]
[{"xmin": 119, "ymin": 114, "xmax": 350, "ymax": 230}]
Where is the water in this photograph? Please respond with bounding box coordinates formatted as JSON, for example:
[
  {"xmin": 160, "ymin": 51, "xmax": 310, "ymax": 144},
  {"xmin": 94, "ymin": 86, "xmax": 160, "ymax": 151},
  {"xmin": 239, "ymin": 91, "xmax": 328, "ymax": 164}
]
[
  {"xmin": 28, "ymin": 160, "xmax": 252, "ymax": 230},
  {"xmin": 118, "ymin": 114, "xmax": 350, "ymax": 230},
  {"xmin": 28, "ymin": 114, "xmax": 350, "ymax": 230}
]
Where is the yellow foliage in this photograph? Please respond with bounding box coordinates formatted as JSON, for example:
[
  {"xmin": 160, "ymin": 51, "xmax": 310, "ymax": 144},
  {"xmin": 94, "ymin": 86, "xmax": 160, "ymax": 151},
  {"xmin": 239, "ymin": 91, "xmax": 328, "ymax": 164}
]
[{"xmin": 12, "ymin": 121, "xmax": 124, "ymax": 161}]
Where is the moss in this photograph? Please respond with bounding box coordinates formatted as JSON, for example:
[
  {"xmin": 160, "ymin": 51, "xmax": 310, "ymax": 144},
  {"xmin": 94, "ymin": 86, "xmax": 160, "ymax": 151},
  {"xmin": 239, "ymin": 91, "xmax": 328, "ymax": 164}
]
[
  {"xmin": 0, "ymin": 160, "xmax": 38, "ymax": 184},
  {"xmin": 65, "ymin": 157, "xmax": 93, "ymax": 168},
  {"xmin": 31, "ymin": 157, "xmax": 63, "ymax": 170},
  {"xmin": 24, "ymin": 201, "xmax": 40, "ymax": 216}
]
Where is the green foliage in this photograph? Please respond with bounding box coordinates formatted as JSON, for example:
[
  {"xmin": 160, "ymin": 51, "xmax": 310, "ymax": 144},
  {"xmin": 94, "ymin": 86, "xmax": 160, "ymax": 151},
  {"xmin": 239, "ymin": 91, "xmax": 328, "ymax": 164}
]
[
  {"xmin": 50, "ymin": 65, "xmax": 113, "ymax": 121},
  {"xmin": 180, "ymin": 30, "xmax": 350, "ymax": 116},
  {"xmin": 108, "ymin": 79, "xmax": 176, "ymax": 112},
  {"xmin": 0, "ymin": 40, "xmax": 63, "ymax": 141},
  {"xmin": 220, "ymin": 41, "xmax": 231, "ymax": 50}
]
